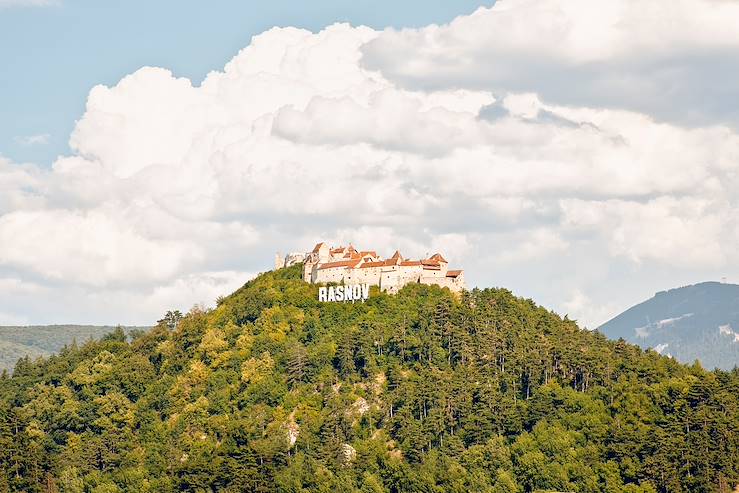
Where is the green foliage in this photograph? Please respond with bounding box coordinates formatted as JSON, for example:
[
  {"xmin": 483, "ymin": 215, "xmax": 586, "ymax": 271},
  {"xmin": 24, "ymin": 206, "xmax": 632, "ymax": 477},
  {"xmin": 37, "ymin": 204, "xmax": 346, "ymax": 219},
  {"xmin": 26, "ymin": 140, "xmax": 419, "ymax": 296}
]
[{"xmin": 1, "ymin": 264, "xmax": 737, "ymax": 492}]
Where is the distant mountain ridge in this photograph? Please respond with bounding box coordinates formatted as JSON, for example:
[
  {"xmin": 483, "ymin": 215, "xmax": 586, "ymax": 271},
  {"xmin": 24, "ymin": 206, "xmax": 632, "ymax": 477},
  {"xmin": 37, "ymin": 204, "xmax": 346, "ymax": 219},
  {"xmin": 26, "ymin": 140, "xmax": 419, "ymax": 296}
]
[
  {"xmin": 0, "ymin": 325, "xmax": 148, "ymax": 373},
  {"xmin": 598, "ymin": 281, "xmax": 739, "ymax": 370}
]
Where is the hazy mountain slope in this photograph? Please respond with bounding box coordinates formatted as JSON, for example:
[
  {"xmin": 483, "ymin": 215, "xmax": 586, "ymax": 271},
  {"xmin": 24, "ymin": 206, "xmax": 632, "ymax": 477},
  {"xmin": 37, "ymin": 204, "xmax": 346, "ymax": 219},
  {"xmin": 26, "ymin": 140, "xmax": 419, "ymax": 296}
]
[
  {"xmin": 0, "ymin": 339, "xmax": 48, "ymax": 374},
  {"xmin": 0, "ymin": 325, "xmax": 148, "ymax": 373},
  {"xmin": 0, "ymin": 265, "xmax": 737, "ymax": 492},
  {"xmin": 598, "ymin": 282, "xmax": 739, "ymax": 370}
]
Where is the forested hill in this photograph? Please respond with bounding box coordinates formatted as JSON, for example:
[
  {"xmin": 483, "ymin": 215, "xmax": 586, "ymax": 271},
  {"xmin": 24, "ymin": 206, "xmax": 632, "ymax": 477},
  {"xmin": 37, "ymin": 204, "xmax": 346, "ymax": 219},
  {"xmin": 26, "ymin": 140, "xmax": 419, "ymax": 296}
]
[
  {"xmin": 598, "ymin": 282, "xmax": 739, "ymax": 370},
  {"xmin": 1, "ymin": 265, "xmax": 738, "ymax": 492}
]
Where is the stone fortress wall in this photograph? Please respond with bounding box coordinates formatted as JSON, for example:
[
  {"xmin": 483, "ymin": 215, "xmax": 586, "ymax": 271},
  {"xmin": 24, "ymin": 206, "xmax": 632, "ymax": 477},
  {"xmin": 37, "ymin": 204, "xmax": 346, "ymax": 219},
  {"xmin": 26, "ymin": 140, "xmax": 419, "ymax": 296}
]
[{"xmin": 275, "ymin": 242, "xmax": 465, "ymax": 293}]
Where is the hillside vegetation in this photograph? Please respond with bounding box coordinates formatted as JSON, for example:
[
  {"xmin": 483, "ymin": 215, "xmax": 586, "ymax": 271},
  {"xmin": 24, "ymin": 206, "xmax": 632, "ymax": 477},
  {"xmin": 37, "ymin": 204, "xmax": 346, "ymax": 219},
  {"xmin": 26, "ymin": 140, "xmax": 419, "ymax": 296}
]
[{"xmin": 1, "ymin": 264, "xmax": 737, "ymax": 492}]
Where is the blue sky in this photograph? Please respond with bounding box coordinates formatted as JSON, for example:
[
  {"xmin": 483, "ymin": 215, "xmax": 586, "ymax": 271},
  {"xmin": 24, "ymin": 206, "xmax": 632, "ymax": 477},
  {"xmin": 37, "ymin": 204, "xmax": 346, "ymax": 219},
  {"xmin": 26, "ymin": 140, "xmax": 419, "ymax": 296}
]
[{"xmin": 0, "ymin": 0, "xmax": 493, "ymax": 166}]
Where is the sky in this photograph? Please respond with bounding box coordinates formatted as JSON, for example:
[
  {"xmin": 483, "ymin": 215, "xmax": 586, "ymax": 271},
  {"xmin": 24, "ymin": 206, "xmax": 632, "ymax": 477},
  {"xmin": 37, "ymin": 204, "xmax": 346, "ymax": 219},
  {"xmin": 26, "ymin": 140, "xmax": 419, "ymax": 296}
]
[
  {"xmin": 1, "ymin": 0, "xmax": 738, "ymax": 328},
  {"xmin": 0, "ymin": 0, "xmax": 494, "ymax": 166}
]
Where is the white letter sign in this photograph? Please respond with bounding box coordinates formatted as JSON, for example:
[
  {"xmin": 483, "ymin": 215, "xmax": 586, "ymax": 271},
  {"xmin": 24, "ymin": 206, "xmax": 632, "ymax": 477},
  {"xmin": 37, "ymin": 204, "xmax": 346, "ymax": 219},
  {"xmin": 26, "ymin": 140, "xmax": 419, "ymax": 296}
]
[{"xmin": 318, "ymin": 284, "xmax": 370, "ymax": 303}]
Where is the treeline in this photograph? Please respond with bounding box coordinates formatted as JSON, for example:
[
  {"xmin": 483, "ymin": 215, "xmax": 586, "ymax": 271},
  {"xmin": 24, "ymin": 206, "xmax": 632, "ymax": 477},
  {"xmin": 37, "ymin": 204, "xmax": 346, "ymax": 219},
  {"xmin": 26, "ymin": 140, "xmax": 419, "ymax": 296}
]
[{"xmin": 0, "ymin": 264, "xmax": 737, "ymax": 492}]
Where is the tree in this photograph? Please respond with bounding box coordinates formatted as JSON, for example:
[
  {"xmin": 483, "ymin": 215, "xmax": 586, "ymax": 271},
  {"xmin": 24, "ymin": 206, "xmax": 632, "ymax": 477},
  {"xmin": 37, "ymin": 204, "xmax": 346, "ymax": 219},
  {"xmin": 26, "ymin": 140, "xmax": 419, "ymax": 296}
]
[
  {"xmin": 158, "ymin": 310, "xmax": 183, "ymax": 331},
  {"xmin": 287, "ymin": 342, "xmax": 309, "ymax": 387}
]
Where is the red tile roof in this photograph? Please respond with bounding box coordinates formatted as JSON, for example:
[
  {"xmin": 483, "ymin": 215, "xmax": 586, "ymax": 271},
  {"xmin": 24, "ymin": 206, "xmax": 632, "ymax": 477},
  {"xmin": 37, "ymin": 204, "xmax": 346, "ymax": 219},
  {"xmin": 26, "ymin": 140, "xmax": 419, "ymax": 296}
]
[
  {"xmin": 359, "ymin": 261, "xmax": 384, "ymax": 268},
  {"xmin": 318, "ymin": 259, "xmax": 361, "ymax": 270},
  {"xmin": 310, "ymin": 243, "xmax": 459, "ymax": 278},
  {"xmin": 359, "ymin": 259, "xmax": 400, "ymax": 268}
]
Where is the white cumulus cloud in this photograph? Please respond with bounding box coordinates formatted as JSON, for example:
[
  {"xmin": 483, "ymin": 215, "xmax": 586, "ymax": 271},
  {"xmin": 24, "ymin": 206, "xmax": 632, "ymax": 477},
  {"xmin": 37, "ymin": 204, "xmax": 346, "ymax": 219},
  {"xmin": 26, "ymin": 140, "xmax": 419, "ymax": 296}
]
[
  {"xmin": 362, "ymin": 0, "xmax": 739, "ymax": 127},
  {"xmin": 1, "ymin": 3, "xmax": 739, "ymax": 328}
]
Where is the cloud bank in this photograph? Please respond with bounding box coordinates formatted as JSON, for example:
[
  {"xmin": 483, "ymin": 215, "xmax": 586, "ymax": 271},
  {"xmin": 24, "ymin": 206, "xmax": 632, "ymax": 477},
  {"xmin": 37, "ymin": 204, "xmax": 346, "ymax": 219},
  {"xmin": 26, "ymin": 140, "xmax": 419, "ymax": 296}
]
[
  {"xmin": 1, "ymin": 0, "xmax": 739, "ymax": 327},
  {"xmin": 362, "ymin": 0, "xmax": 739, "ymax": 127}
]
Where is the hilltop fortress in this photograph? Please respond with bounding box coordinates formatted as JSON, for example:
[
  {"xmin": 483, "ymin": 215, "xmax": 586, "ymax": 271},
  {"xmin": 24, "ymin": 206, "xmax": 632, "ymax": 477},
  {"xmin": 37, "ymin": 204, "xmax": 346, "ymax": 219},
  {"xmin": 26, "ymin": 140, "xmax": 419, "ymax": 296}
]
[{"xmin": 275, "ymin": 242, "xmax": 465, "ymax": 294}]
